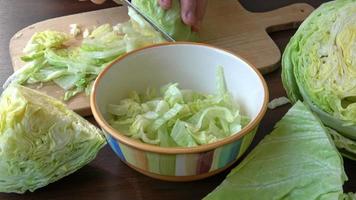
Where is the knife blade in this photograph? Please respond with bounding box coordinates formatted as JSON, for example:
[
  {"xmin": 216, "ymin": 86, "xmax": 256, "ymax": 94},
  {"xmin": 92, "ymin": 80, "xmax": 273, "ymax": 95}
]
[{"xmin": 113, "ymin": 0, "xmax": 175, "ymax": 42}]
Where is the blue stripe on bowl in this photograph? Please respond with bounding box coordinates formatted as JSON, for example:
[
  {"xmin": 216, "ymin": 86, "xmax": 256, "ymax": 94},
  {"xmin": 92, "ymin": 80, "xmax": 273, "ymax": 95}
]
[
  {"xmin": 229, "ymin": 139, "xmax": 242, "ymax": 161},
  {"xmin": 107, "ymin": 135, "xmax": 126, "ymax": 161},
  {"xmin": 218, "ymin": 139, "xmax": 242, "ymax": 168}
]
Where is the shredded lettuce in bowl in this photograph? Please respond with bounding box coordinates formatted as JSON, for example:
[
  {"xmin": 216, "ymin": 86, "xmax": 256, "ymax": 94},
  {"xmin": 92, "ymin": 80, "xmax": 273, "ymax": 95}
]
[{"xmin": 107, "ymin": 67, "xmax": 249, "ymax": 147}]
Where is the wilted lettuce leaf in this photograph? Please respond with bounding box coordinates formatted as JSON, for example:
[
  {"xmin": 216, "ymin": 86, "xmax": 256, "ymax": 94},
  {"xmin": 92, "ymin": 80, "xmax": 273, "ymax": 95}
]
[
  {"xmin": 0, "ymin": 85, "xmax": 106, "ymax": 193},
  {"xmin": 204, "ymin": 102, "xmax": 347, "ymax": 200},
  {"xmin": 281, "ymin": 0, "xmax": 356, "ymax": 158},
  {"xmin": 132, "ymin": 0, "xmax": 198, "ymax": 41}
]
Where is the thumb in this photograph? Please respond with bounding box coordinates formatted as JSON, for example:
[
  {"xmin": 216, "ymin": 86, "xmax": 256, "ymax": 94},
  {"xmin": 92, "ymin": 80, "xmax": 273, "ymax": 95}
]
[{"xmin": 180, "ymin": 0, "xmax": 197, "ymax": 26}]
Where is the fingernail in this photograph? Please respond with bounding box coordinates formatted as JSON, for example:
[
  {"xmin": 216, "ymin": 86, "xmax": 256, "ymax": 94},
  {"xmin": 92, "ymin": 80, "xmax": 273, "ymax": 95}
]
[{"xmin": 183, "ymin": 11, "xmax": 195, "ymax": 26}]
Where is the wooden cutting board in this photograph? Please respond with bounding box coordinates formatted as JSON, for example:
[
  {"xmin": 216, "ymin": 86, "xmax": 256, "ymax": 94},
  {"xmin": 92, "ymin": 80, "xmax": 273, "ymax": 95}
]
[{"xmin": 9, "ymin": 1, "xmax": 314, "ymax": 116}]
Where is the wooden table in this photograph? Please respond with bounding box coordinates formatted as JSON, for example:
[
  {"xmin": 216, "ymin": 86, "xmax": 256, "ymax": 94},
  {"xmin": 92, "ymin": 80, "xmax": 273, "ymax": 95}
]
[{"xmin": 0, "ymin": 0, "xmax": 354, "ymax": 199}]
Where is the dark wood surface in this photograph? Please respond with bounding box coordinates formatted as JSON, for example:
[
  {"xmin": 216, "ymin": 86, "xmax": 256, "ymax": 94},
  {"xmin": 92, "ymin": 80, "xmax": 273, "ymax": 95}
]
[{"xmin": 0, "ymin": 0, "xmax": 354, "ymax": 199}]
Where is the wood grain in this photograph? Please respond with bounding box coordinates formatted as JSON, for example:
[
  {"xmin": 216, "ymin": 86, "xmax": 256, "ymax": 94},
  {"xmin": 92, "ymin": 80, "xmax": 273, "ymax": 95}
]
[
  {"xmin": 0, "ymin": 1, "xmax": 355, "ymax": 200},
  {"xmin": 199, "ymin": 0, "xmax": 313, "ymax": 74},
  {"xmin": 8, "ymin": 0, "xmax": 314, "ymax": 116}
]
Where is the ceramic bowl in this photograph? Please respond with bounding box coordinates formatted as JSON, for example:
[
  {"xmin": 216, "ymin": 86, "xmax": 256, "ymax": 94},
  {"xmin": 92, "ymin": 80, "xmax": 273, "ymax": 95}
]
[{"xmin": 91, "ymin": 43, "xmax": 268, "ymax": 181}]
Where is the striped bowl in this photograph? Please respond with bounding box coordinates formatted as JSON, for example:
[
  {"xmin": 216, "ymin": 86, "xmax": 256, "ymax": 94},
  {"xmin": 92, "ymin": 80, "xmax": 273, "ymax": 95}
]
[{"xmin": 91, "ymin": 43, "xmax": 268, "ymax": 181}]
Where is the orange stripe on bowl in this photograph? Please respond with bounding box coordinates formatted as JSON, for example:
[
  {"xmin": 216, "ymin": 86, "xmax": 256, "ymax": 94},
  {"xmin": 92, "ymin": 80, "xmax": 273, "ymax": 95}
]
[{"xmin": 132, "ymin": 148, "xmax": 148, "ymax": 170}]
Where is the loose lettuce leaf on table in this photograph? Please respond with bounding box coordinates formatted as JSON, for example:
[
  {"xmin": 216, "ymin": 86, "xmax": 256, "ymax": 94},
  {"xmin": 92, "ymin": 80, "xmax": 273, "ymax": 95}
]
[
  {"xmin": 204, "ymin": 102, "xmax": 347, "ymax": 200},
  {"xmin": 0, "ymin": 85, "xmax": 106, "ymax": 193}
]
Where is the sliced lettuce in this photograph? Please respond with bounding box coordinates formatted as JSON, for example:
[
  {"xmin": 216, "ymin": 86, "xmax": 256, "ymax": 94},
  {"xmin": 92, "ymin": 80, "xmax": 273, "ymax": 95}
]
[
  {"xmin": 0, "ymin": 85, "xmax": 106, "ymax": 193},
  {"xmin": 4, "ymin": 8, "xmax": 165, "ymax": 101},
  {"xmin": 108, "ymin": 67, "xmax": 249, "ymax": 147},
  {"xmin": 204, "ymin": 102, "xmax": 348, "ymax": 200},
  {"xmin": 268, "ymin": 97, "xmax": 290, "ymax": 109},
  {"xmin": 22, "ymin": 30, "xmax": 69, "ymax": 54}
]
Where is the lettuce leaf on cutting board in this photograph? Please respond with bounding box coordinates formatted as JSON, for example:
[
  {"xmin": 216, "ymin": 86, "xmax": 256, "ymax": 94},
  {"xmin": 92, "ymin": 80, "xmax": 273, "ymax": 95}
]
[{"xmin": 204, "ymin": 102, "xmax": 348, "ymax": 200}]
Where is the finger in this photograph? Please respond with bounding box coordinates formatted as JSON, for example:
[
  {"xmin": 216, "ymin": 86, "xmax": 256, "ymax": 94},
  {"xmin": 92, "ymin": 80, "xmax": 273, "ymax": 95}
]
[
  {"xmin": 192, "ymin": 0, "xmax": 208, "ymax": 31},
  {"xmin": 90, "ymin": 0, "xmax": 106, "ymax": 4},
  {"xmin": 158, "ymin": 0, "xmax": 172, "ymax": 9},
  {"xmin": 180, "ymin": 0, "xmax": 197, "ymax": 26}
]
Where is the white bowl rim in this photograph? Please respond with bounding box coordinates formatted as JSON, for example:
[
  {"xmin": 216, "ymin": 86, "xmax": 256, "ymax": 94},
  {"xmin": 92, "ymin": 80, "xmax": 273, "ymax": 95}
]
[{"xmin": 91, "ymin": 42, "xmax": 269, "ymax": 154}]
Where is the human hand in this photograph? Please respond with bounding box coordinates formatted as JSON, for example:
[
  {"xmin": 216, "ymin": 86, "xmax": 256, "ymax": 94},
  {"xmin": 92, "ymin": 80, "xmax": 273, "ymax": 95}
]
[
  {"xmin": 87, "ymin": 0, "xmax": 208, "ymax": 31},
  {"xmin": 158, "ymin": 0, "xmax": 207, "ymax": 31}
]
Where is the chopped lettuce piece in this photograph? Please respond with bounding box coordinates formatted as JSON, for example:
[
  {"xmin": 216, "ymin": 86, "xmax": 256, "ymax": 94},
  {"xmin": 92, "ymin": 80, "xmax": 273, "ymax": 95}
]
[
  {"xmin": 204, "ymin": 102, "xmax": 347, "ymax": 200},
  {"xmin": 108, "ymin": 67, "xmax": 249, "ymax": 147},
  {"xmin": 22, "ymin": 30, "xmax": 69, "ymax": 54},
  {"xmin": 69, "ymin": 24, "xmax": 81, "ymax": 37},
  {"xmin": 0, "ymin": 85, "xmax": 106, "ymax": 193},
  {"xmin": 268, "ymin": 96, "xmax": 290, "ymax": 109}
]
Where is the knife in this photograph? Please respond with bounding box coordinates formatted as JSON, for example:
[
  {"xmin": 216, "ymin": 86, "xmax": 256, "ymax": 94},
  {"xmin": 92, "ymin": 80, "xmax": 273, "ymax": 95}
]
[{"xmin": 113, "ymin": 0, "xmax": 175, "ymax": 42}]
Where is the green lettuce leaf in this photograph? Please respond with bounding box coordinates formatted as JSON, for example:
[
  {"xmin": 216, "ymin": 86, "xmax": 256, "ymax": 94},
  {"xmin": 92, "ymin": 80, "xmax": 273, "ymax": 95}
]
[
  {"xmin": 0, "ymin": 85, "xmax": 106, "ymax": 193},
  {"xmin": 132, "ymin": 0, "xmax": 198, "ymax": 41},
  {"xmin": 204, "ymin": 102, "xmax": 347, "ymax": 200},
  {"xmin": 108, "ymin": 66, "xmax": 249, "ymax": 147}
]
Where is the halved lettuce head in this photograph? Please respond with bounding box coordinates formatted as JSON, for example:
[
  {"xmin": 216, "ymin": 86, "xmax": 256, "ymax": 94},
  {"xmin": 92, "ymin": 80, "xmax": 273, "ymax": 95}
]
[
  {"xmin": 281, "ymin": 0, "xmax": 356, "ymax": 157},
  {"xmin": 132, "ymin": 0, "xmax": 198, "ymax": 41},
  {"xmin": 0, "ymin": 85, "xmax": 106, "ymax": 193},
  {"xmin": 204, "ymin": 102, "xmax": 348, "ymax": 200}
]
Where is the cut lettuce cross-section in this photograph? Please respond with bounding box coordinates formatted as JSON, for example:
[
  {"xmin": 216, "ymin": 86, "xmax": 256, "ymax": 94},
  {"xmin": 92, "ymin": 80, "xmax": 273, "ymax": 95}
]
[{"xmin": 281, "ymin": 0, "xmax": 356, "ymax": 158}]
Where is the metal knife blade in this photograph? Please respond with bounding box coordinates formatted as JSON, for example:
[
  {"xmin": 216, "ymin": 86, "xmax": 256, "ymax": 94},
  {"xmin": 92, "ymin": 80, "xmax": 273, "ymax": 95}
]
[{"xmin": 113, "ymin": 0, "xmax": 175, "ymax": 42}]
